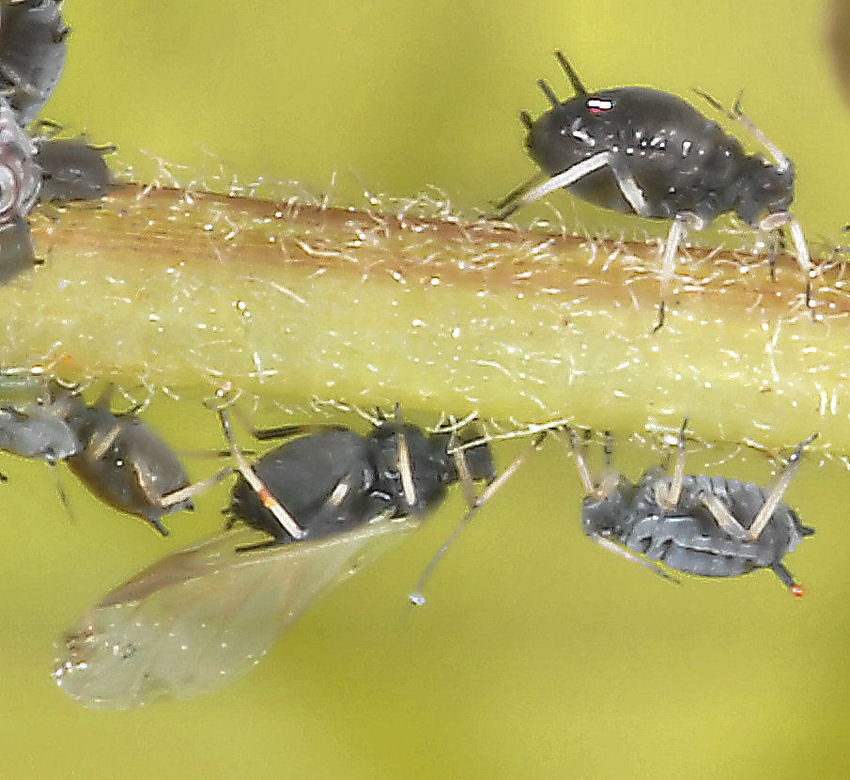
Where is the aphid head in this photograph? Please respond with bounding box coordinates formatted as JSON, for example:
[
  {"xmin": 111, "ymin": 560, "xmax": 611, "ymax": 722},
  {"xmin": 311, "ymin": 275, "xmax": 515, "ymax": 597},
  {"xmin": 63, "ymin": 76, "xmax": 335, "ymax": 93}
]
[
  {"xmin": 580, "ymin": 475, "xmax": 635, "ymax": 538},
  {"xmin": 735, "ymin": 156, "xmax": 795, "ymax": 225},
  {"xmin": 566, "ymin": 427, "xmax": 635, "ymax": 538}
]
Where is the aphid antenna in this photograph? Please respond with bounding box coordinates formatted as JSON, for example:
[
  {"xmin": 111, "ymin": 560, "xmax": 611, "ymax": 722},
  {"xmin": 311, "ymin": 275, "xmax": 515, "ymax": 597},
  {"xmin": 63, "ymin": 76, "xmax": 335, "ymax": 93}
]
[
  {"xmin": 216, "ymin": 408, "xmax": 305, "ymax": 541},
  {"xmin": 448, "ymin": 416, "xmax": 574, "ymax": 456},
  {"xmin": 426, "ymin": 409, "xmax": 479, "ymax": 436},
  {"xmin": 409, "ymin": 432, "xmax": 547, "ymax": 606}
]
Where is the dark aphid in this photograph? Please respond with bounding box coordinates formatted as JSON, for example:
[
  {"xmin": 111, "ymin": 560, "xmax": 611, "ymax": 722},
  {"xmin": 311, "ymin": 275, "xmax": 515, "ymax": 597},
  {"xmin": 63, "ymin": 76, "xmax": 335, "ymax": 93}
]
[
  {"xmin": 35, "ymin": 138, "xmax": 112, "ymax": 201},
  {"xmin": 567, "ymin": 420, "xmax": 816, "ymax": 594},
  {"xmin": 496, "ymin": 52, "xmax": 812, "ymax": 329},
  {"xmin": 0, "ymin": 0, "xmax": 69, "ymax": 126},
  {"xmin": 53, "ymin": 408, "xmax": 505, "ymax": 708},
  {"xmin": 63, "ymin": 387, "xmax": 229, "ymax": 535},
  {"xmin": 0, "ymin": 391, "xmax": 80, "ymax": 463},
  {"xmin": 220, "ymin": 406, "xmax": 497, "ymax": 546}
]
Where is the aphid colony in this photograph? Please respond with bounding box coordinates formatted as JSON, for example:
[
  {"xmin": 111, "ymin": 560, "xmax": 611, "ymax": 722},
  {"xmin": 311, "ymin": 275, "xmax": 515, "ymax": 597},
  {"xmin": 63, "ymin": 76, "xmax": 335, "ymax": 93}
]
[
  {"xmin": 0, "ymin": 0, "xmax": 111, "ymax": 278},
  {"xmin": 0, "ymin": 7, "xmax": 822, "ymax": 709},
  {"xmin": 0, "ymin": 379, "xmax": 809, "ymax": 708}
]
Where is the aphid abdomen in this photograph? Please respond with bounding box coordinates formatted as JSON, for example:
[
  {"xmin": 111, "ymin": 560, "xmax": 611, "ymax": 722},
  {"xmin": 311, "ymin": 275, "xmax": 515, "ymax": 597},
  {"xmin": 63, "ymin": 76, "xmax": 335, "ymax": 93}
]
[
  {"xmin": 0, "ymin": 0, "xmax": 69, "ymax": 126},
  {"xmin": 231, "ymin": 430, "xmax": 376, "ymax": 543},
  {"xmin": 67, "ymin": 405, "xmax": 192, "ymax": 526},
  {"xmin": 626, "ymin": 474, "xmax": 810, "ymax": 579}
]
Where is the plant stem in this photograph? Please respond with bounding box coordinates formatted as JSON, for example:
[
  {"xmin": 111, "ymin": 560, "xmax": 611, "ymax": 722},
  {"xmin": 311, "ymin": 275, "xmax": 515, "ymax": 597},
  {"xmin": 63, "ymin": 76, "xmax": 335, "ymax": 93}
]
[{"xmin": 3, "ymin": 184, "xmax": 846, "ymax": 450}]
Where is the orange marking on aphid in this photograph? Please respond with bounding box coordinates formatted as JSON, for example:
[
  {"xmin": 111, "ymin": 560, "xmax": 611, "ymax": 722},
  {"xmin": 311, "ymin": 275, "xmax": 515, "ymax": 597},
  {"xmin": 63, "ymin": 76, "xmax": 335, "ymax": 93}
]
[
  {"xmin": 791, "ymin": 584, "xmax": 805, "ymax": 597},
  {"xmin": 259, "ymin": 487, "xmax": 276, "ymax": 509}
]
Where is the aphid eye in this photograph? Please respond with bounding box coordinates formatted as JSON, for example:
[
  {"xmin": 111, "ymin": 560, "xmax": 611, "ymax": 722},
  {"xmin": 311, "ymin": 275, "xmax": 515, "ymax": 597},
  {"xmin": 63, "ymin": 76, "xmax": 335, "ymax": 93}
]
[{"xmin": 586, "ymin": 98, "xmax": 613, "ymax": 114}]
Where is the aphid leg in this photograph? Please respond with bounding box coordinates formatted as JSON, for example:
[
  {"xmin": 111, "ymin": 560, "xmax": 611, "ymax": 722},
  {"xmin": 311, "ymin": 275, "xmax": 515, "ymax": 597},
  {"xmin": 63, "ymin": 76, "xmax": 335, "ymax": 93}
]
[
  {"xmin": 49, "ymin": 462, "xmax": 74, "ymax": 521},
  {"xmin": 658, "ymin": 418, "xmax": 689, "ymax": 511},
  {"xmin": 251, "ymin": 423, "xmax": 348, "ymax": 440},
  {"xmin": 769, "ymin": 561, "xmax": 805, "ymax": 597},
  {"xmin": 590, "ymin": 534, "xmax": 680, "ymax": 584},
  {"xmin": 392, "ymin": 404, "xmax": 417, "ymax": 509},
  {"xmin": 758, "ymin": 211, "xmax": 815, "ymax": 315},
  {"xmin": 554, "ymin": 51, "xmax": 589, "ymax": 96},
  {"xmin": 598, "ymin": 430, "xmax": 621, "ymax": 498},
  {"xmin": 448, "ymin": 425, "xmax": 478, "ymax": 511},
  {"xmin": 147, "ymin": 464, "xmax": 235, "ymax": 510},
  {"xmin": 655, "ymin": 213, "xmax": 704, "ymax": 332},
  {"xmin": 746, "ymin": 434, "xmax": 818, "ymax": 542},
  {"xmin": 494, "ymin": 152, "xmax": 613, "ymax": 220},
  {"xmin": 608, "ymin": 157, "xmax": 652, "ymax": 218},
  {"xmin": 698, "ymin": 491, "xmax": 747, "ymax": 539},
  {"xmin": 565, "ymin": 427, "xmax": 595, "ymax": 494},
  {"xmin": 409, "ymin": 432, "xmax": 546, "ymax": 605},
  {"xmin": 217, "ymin": 409, "xmax": 305, "ymax": 541},
  {"xmin": 730, "ymin": 95, "xmax": 792, "ymax": 172},
  {"xmin": 491, "ymin": 172, "xmax": 548, "ymax": 217}
]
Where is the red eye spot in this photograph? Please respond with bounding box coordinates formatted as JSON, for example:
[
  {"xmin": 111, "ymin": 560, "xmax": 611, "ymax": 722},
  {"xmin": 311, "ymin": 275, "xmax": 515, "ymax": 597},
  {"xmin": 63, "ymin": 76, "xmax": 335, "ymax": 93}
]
[{"xmin": 791, "ymin": 584, "xmax": 805, "ymax": 597}]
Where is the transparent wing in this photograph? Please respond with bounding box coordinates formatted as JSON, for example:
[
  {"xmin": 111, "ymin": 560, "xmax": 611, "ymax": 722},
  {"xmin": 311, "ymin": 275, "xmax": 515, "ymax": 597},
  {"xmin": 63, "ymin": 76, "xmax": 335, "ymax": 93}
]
[{"xmin": 53, "ymin": 518, "xmax": 416, "ymax": 709}]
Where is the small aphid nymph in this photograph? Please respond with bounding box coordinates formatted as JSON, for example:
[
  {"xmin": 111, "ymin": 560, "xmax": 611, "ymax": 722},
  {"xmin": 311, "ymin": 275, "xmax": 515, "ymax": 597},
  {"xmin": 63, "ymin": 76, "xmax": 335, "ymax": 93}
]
[
  {"xmin": 63, "ymin": 387, "xmax": 229, "ymax": 534},
  {"xmin": 567, "ymin": 421, "xmax": 816, "ymax": 594},
  {"xmin": 496, "ymin": 52, "xmax": 813, "ymax": 329}
]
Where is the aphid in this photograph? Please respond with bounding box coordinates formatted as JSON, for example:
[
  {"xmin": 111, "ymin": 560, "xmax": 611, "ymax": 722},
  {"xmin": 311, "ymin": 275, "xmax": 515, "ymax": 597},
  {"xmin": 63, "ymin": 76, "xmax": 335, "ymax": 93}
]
[
  {"xmin": 0, "ymin": 391, "xmax": 80, "ymax": 463},
  {"xmin": 0, "ymin": 0, "xmax": 69, "ymax": 127},
  {"xmin": 63, "ymin": 387, "xmax": 229, "ymax": 535},
  {"xmin": 495, "ymin": 52, "xmax": 812, "ymax": 329},
  {"xmin": 52, "ymin": 408, "xmax": 503, "ymax": 708},
  {"xmin": 568, "ymin": 421, "xmax": 816, "ymax": 594},
  {"xmin": 222, "ymin": 408, "xmax": 496, "ymax": 546},
  {"xmin": 35, "ymin": 138, "xmax": 112, "ymax": 202}
]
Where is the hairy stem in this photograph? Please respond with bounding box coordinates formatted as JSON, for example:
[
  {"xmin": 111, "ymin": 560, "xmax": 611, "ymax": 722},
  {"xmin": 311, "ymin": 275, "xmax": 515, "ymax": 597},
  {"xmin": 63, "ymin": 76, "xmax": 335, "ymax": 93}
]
[{"xmin": 3, "ymin": 184, "xmax": 846, "ymax": 451}]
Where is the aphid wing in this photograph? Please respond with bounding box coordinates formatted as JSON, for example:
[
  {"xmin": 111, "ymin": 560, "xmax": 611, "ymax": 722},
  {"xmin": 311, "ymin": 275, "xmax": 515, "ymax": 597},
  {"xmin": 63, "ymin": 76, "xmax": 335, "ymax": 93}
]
[{"xmin": 54, "ymin": 521, "xmax": 416, "ymax": 709}]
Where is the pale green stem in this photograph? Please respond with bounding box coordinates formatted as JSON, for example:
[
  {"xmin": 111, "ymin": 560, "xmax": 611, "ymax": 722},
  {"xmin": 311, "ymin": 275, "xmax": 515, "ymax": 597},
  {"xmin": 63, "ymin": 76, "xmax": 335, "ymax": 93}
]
[{"xmin": 3, "ymin": 184, "xmax": 847, "ymax": 451}]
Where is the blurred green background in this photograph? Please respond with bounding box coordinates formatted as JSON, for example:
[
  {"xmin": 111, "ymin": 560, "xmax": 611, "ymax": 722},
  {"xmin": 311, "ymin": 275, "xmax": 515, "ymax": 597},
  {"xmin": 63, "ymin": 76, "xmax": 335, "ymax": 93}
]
[{"xmin": 1, "ymin": 0, "xmax": 849, "ymax": 777}]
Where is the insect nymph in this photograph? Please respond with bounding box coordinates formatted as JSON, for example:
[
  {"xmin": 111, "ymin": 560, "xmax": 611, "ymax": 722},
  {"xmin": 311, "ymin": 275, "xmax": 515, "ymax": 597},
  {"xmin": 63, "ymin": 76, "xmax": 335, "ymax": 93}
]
[
  {"xmin": 495, "ymin": 52, "xmax": 812, "ymax": 329},
  {"xmin": 567, "ymin": 422, "xmax": 816, "ymax": 594}
]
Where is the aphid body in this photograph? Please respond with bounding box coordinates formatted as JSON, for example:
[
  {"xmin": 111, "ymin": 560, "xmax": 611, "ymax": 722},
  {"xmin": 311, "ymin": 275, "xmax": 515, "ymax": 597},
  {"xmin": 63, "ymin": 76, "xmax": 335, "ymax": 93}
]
[
  {"xmin": 53, "ymin": 410, "xmax": 498, "ymax": 708},
  {"xmin": 0, "ymin": 0, "xmax": 69, "ymax": 126},
  {"xmin": 570, "ymin": 423, "xmax": 815, "ymax": 593},
  {"xmin": 62, "ymin": 388, "xmax": 221, "ymax": 535},
  {"xmin": 497, "ymin": 53, "xmax": 812, "ymax": 327},
  {"xmin": 230, "ymin": 419, "xmax": 496, "ymax": 545},
  {"xmin": 0, "ymin": 395, "xmax": 80, "ymax": 463},
  {"xmin": 35, "ymin": 138, "xmax": 112, "ymax": 202}
]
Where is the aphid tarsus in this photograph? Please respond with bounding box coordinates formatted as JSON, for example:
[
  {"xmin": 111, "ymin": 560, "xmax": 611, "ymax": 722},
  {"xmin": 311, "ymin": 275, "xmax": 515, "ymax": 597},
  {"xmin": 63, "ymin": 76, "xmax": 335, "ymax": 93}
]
[
  {"xmin": 568, "ymin": 421, "xmax": 816, "ymax": 594},
  {"xmin": 496, "ymin": 52, "xmax": 812, "ymax": 329}
]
